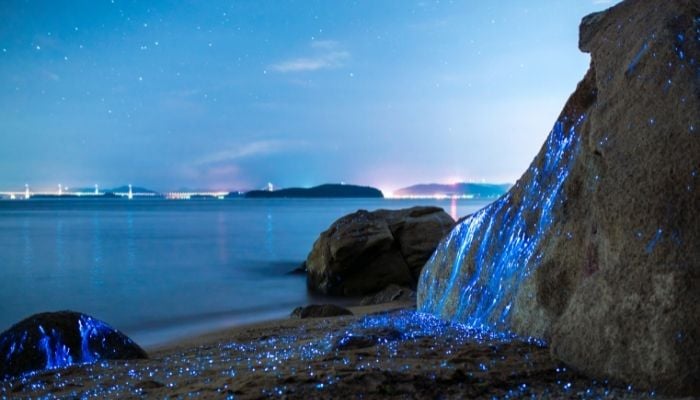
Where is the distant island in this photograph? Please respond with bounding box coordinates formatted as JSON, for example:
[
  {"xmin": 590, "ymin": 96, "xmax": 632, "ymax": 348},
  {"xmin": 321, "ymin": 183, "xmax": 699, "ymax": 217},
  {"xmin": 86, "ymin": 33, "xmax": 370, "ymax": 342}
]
[
  {"xmin": 243, "ymin": 184, "xmax": 383, "ymax": 198},
  {"xmin": 394, "ymin": 182, "xmax": 511, "ymax": 199}
]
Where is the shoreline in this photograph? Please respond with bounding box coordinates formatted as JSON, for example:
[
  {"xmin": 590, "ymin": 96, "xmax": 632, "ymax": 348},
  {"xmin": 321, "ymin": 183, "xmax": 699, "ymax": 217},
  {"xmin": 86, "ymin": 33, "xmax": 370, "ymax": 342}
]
[
  {"xmin": 146, "ymin": 302, "xmax": 410, "ymax": 354},
  {"xmin": 1, "ymin": 300, "xmax": 660, "ymax": 399}
]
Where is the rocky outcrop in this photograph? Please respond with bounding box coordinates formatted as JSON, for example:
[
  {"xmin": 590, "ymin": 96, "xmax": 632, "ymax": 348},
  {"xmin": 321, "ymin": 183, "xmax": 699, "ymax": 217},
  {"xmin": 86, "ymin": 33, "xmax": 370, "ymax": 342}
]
[
  {"xmin": 306, "ymin": 206, "xmax": 454, "ymax": 296},
  {"xmin": 418, "ymin": 0, "xmax": 700, "ymax": 395},
  {"xmin": 290, "ymin": 304, "xmax": 353, "ymax": 319},
  {"xmin": 0, "ymin": 311, "xmax": 147, "ymax": 379}
]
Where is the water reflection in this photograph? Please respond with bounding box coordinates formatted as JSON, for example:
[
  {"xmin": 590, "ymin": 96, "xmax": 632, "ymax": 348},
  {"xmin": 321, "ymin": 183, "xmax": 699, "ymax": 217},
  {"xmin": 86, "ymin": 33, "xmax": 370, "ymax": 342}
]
[
  {"xmin": 91, "ymin": 213, "xmax": 104, "ymax": 288},
  {"xmin": 450, "ymin": 197, "xmax": 458, "ymax": 220},
  {"xmin": 21, "ymin": 218, "xmax": 33, "ymax": 268},
  {"xmin": 265, "ymin": 211, "xmax": 276, "ymax": 259},
  {"xmin": 216, "ymin": 211, "xmax": 228, "ymax": 265},
  {"xmin": 126, "ymin": 211, "xmax": 136, "ymax": 272},
  {"xmin": 55, "ymin": 219, "xmax": 65, "ymax": 272}
]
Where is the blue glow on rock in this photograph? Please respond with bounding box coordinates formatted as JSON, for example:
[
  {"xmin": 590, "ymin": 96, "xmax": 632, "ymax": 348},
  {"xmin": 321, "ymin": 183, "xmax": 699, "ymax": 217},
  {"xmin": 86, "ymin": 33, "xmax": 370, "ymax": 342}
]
[
  {"xmin": 38, "ymin": 325, "xmax": 73, "ymax": 370},
  {"xmin": 645, "ymin": 229, "xmax": 664, "ymax": 254},
  {"xmin": 627, "ymin": 42, "xmax": 648, "ymax": 74},
  {"xmin": 78, "ymin": 315, "xmax": 113, "ymax": 363},
  {"xmin": 418, "ymin": 116, "xmax": 583, "ymax": 330},
  {"xmin": 1, "ymin": 312, "xmax": 146, "ymax": 380}
]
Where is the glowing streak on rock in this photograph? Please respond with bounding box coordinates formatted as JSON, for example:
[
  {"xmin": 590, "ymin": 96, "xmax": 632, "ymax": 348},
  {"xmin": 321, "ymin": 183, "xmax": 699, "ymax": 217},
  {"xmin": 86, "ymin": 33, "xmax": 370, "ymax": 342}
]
[
  {"xmin": 418, "ymin": 116, "xmax": 583, "ymax": 330},
  {"xmin": 37, "ymin": 325, "xmax": 73, "ymax": 370}
]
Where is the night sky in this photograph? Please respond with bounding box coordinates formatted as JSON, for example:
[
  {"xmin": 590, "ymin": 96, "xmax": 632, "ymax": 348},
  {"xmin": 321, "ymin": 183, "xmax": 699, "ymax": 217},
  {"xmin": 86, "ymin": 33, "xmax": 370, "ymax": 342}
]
[{"xmin": 0, "ymin": 0, "xmax": 616, "ymax": 193}]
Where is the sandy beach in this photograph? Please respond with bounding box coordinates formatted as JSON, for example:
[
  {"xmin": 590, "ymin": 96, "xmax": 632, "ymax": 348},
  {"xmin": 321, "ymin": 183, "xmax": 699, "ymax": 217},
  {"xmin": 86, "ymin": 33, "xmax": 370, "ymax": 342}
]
[{"xmin": 1, "ymin": 300, "xmax": 659, "ymax": 399}]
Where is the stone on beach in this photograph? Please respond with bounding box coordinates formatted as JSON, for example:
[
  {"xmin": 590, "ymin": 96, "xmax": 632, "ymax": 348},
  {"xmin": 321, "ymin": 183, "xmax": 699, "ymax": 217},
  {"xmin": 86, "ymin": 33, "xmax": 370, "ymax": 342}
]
[
  {"xmin": 360, "ymin": 284, "xmax": 417, "ymax": 306},
  {"xmin": 418, "ymin": 0, "xmax": 700, "ymax": 395},
  {"xmin": 0, "ymin": 311, "xmax": 147, "ymax": 380},
  {"xmin": 306, "ymin": 206, "xmax": 454, "ymax": 295},
  {"xmin": 290, "ymin": 304, "xmax": 353, "ymax": 319}
]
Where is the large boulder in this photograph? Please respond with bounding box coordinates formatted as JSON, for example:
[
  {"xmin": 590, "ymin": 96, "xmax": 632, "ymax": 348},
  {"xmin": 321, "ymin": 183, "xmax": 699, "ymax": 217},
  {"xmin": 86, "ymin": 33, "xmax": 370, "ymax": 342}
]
[
  {"xmin": 0, "ymin": 311, "xmax": 147, "ymax": 380},
  {"xmin": 418, "ymin": 0, "xmax": 700, "ymax": 395},
  {"xmin": 307, "ymin": 206, "xmax": 454, "ymax": 295}
]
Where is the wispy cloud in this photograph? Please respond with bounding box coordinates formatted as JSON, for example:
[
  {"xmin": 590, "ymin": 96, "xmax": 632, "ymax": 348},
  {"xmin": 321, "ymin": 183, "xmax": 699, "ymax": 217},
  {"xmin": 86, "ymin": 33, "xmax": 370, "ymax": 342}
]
[
  {"xmin": 194, "ymin": 139, "xmax": 306, "ymax": 165},
  {"xmin": 270, "ymin": 40, "xmax": 349, "ymax": 73}
]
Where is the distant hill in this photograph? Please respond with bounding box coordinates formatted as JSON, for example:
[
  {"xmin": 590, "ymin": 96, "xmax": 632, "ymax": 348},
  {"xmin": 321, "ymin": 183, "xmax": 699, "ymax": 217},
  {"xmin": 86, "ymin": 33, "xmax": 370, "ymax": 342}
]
[
  {"xmin": 245, "ymin": 184, "xmax": 383, "ymax": 198},
  {"xmin": 394, "ymin": 183, "xmax": 511, "ymax": 198},
  {"xmin": 225, "ymin": 191, "xmax": 244, "ymax": 198}
]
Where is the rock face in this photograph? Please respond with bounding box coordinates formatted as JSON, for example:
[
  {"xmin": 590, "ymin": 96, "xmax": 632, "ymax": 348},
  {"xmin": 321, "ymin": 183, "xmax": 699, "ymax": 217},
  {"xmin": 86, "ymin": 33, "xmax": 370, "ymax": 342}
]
[
  {"xmin": 418, "ymin": 0, "xmax": 700, "ymax": 395},
  {"xmin": 0, "ymin": 311, "xmax": 147, "ymax": 379},
  {"xmin": 307, "ymin": 206, "xmax": 454, "ymax": 295}
]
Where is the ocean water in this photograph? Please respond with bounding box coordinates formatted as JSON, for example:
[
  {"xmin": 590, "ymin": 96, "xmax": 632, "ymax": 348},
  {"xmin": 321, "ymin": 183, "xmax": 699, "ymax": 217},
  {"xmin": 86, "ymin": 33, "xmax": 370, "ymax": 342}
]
[{"xmin": 0, "ymin": 198, "xmax": 490, "ymax": 347}]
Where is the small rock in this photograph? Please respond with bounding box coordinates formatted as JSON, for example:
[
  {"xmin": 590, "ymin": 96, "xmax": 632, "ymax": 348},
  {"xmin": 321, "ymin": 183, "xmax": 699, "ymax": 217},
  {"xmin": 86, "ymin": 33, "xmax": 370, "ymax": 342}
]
[
  {"xmin": 287, "ymin": 261, "xmax": 307, "ymax": 275},
  {"xmin": 360, "ymin": 284, "xmax": 417, "ymax": 306},
  {"xmin": 0, "ymin": 311, "xmax": 147, "ymax": 380},
  {"xmin": 334, "ymin": 328, "xmax": 403, "ymax": 350},
  {"xmin": 290, "ymin": 304, "xmax": 353, "ymax": 319}
]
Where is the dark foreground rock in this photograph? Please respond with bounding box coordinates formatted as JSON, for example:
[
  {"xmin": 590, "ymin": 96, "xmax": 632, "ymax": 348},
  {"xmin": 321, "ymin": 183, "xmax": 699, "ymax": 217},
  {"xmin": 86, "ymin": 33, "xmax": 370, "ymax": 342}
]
[
  {"xmin": 360, "ymin": 284, "xmax": 417, "ymax": 306},
  {"xmin": 0, "ymin": 311, "xmax": 147, "ymax": 380},
  {"xmin": 418, "ymin": 0, "xmax": 700, "ymax": 395},
  {"xmin": 290, "ymin": 304, "xmax": 353, "ymax": 319},
  {"xmin": 306, "ymin": 206, "xmax": 454, "ymax": 295}
]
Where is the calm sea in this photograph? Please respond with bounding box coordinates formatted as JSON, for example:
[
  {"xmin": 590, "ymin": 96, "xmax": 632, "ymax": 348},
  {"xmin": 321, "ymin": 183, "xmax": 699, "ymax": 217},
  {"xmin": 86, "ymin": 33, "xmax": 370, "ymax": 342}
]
[{"xmin": 0, "ymin": 198, "xmax": 489, "ymax": 346}]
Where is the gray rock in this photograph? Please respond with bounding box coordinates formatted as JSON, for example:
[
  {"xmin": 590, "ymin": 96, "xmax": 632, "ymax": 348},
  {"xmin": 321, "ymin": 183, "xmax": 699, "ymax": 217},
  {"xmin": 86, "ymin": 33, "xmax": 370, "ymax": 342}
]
[
  {"xmin": 418, "ymin": 0, "xmax": 700, "ymax": 395},
  {"xmin": 360, "ymin": 284, "xmax": 416, "ymax": 306},
  {"xmin": 306, "ymin": 206, "xmax": 454, "ymax": 296},
  {"xmin": 290, "ymin": 304, "xmax": 353, "ymax": 319},
  {"xmin": 0, "ymin": 311, "xmax": 147, "ymax": 380},
  {"xmin": 333, "ymin": 328, "xmax": 403, "ymax": 351}
]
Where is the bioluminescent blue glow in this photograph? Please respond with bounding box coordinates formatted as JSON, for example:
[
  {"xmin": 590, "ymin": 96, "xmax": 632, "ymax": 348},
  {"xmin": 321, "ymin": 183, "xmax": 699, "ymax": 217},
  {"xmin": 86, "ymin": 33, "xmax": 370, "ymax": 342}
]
[
  {"xmin": 37, "ymin": 325, "xmax": 74, "ymax": 370},
  {"xmin": 1, "ymin": 309, "xmax": 652, "ymax": 398},
  {"xmin": 0, "ymin": 314, "xmax": 142, "ymax": 379},
  {"xmin": 418, "ymin": 115, "xmax": 584, "ymax": 330}
]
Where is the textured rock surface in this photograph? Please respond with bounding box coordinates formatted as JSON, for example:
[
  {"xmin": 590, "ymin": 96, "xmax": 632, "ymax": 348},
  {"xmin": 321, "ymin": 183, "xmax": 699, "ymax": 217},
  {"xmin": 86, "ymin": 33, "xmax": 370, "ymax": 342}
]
[
  {"xmin": 418, "ymin": 0, "xmax": 700, "ymax": 395},
  {"xmin": 290, "ymin": 304, "xmax": 353, "ymax": 319},
  {"xmin": 0, "ymin": 311, "xmax": 147, "ymax": 379},
  {"xmin": 306, "ymin": 206, "xmax": 454, "ymax": 295},
  {"xmin": 360, "ymin": 284, "xmax": 417, "ymax": 306}
]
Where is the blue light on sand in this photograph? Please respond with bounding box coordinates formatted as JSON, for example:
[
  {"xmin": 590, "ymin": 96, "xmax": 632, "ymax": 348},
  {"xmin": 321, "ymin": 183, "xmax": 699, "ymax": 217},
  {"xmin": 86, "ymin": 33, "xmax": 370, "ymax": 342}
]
[{"xmin": 418, "ymin": 115, "xmax": 583, "ymax": 330}]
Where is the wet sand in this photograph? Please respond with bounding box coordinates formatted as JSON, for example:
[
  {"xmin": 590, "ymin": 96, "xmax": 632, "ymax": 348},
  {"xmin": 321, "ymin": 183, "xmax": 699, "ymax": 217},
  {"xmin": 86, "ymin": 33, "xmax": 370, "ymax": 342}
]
[{"xmin": 1, "ymin": 302, "xmax": 660, "ymax": 399}]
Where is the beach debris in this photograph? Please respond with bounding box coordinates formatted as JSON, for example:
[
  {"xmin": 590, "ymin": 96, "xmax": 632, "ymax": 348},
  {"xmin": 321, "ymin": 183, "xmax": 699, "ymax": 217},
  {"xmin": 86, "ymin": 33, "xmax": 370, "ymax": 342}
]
[
  {"xmin": 0, "ymin": 311, "xmax": 147, "ymax": 380},
  {"xmin": 290, "ymin": 304, "xmax": 353, "ymax": 319}
]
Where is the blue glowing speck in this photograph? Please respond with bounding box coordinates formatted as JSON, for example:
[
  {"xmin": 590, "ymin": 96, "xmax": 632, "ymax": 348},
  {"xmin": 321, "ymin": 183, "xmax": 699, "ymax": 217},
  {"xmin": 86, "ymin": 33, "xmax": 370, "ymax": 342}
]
[
  {"xmin": 627, "ymin": 42, "xmax": 648, "ymax": 74},
  {"xmin": 645, "ymin": 229, "xmax": 663, "ymax": 254}
]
